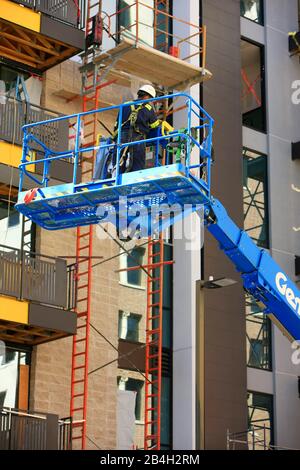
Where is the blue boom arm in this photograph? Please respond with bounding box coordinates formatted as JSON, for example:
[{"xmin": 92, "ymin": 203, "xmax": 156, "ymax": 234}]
[
  {"xmin": 206, "ymin": 198, "xmax": 300, "ymax": 342},
  {"xmin": 15, "ymin": 92, "xmax": 300, "ymax": 342}
]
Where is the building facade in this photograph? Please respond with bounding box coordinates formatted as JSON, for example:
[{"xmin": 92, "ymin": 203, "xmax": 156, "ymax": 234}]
[{"xmin": 0, "ymin": 0, "xmax": 300, "ymax": 451}]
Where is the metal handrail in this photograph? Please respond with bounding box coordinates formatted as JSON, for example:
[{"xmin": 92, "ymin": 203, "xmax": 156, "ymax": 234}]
[
  {"xmin": 19, "ymin": 92, "xmax": 214, "ymax": 199},
  {"xmin": 0, "ymin": 244, "xmax": 75, "ymax": 309},
  {"xmin": 102, "ymin": 0, "xmax": 207, "ymax": 67},
  {"xmin": 10, "ymin": 0, "xmax": 85, "ymax": 29}
]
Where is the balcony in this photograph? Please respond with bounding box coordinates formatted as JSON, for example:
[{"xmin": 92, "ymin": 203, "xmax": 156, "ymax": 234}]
[
  {"xmin": 0, "ymin": 97, "xmax": 80, "ymax": 187},
  {"xmin": 11, "ymin": 0, "xmax": 86, "ymax": 29},
  {"xmin": 0, "ymin": 244, "xmax": 77, "ymax": 345},
  {"xmin": 0, "ymin": 408, "xmax": 72, "ymax": 450},
  {"xmin": 0, "ymin": 0, "xmax": 85, "ymax": 73}
]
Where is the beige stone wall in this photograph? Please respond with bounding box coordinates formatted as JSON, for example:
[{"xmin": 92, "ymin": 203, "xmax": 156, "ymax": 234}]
[{"xmin": 30, "ymin": 60, "xmax": 148, "ymax": 450}]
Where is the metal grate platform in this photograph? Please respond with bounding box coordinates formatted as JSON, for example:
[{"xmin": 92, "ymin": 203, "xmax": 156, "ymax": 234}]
[{"xmin": 16, "ymin": 164, "xmax": 210, "ymax": 234}]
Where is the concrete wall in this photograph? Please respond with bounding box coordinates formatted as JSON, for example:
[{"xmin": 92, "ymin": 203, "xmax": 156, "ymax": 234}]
[{"xmin": 242, "ymin": 0, "xmax": 300, "ymax": 450}]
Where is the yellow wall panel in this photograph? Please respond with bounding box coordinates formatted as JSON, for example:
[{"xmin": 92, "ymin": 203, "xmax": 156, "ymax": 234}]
[
  {"xmin": 0, "ymin": 141, "xmax": 35, "ymax": 172},
  {"xmin": 0, "ymin": 295, "xmax": 28, "ymax": 324},
  {"xmin": 0, "ymin": 0, "xmax": 40, "ymax": 32}
]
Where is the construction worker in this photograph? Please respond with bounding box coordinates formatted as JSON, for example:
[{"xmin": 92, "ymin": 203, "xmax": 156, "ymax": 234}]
[{"xmin": 112, "ymin": 84, "xmax": 161, "ymax": 173}]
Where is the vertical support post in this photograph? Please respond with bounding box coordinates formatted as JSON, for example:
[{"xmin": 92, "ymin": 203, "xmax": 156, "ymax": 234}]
[
  {"xmin": 202, "ymin": 25, "xmax": 207, "ymax": 70},
  {"xmin": 154, "ymin": 0, "xmax": 157, "ymax": 49},
  {"xmin": 72, "ymin": 114, "xmax": 81, "ymax": 187},
  {"xmin": 185, "ymin": 97, "xmax": 192, "ymax": 175},
  {"xmin": 19, "ymin": 130, "xmax": 28, "ymax": 192},
  {"xmin": 115, "ymin": 105, "xmax": 123, "ymax": 185},
  {"xmin": 46, "ymin": 414, "xmax": 59, "ymax": 450},
  {"xmin": 136, "ymin": 0, "xmax": 139, "ymax": 43}
]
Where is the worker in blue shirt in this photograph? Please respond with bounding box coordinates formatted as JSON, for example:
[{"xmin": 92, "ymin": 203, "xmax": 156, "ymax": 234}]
[{"xmin": 113, "ymin": 84, "xmax": 161, "ymax": 173}]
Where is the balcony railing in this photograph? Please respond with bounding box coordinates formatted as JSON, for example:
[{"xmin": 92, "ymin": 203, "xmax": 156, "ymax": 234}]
[
  {"xmin": 0, "ymin": 97, "xmax": 68, "ymax": 152},
  {"xmin": 0, "ymin": 408, "xmax": 72, "ymax": 450},
  {"xmin": 0, "ymin": 245, "xmax": 76, "ymax": 310},
  {"xmin": 10, "ymin": 0, "xmax": 86, "ymax": 29}
]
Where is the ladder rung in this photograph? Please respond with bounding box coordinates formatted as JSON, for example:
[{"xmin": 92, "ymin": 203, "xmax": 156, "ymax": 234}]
[
  {"xmin": 145, "ymin": 408, "xmax": 156, "ymax": 412},
  {"xmin": 145, "ymin": 420, "xmax": 157, "ymax": 425},
  {"xmin": 147, "ymin": 329, "xmax": 160, "ymax": 335},
  {"xmin": 85, "ymin": 131, "xmax": 94, "ymax": 138},
  {"xmin": 77, "ymin": 284, "xmax": 89, "ymax": 290},
  {"xmin": 72, "ymin": 379, "xmax": 84, "ymax": 385},
  {"xmin": 77, "ymin": 297, "xmax": 88, "ymax": 303},
  {"xmin": 77, "ymin": 311, "xmax": 88, "ymax": 318},
  {"xmin": 79, "ymin": 245, "xmax": 90, "ymax": 251},
  {"xmin": 148, "ymin": 303, "xmax": 159, "ymax": 308},
  {"xmin": 84, "ymin": 119, "xmax": 94, "ymax": 126},
  {"xmin": 74, "ymin": 365, "xmax": 85, "ymax": 370},
  {"xmin": 148, "ymin": 315, "xmax": 160, "ymax": 321},
  {"xmin": 71, "ymin": 407, "xmax": 84, "ymax": 412},
  {"xmin": 73, "ymin": 392, "xmax": 84, "ymax": 398},
  {"xmin": 149, "ymin": 290, "xmax": 160, "ymax": 295},
  {"xmin": 76, "ymin": 324, "xmax": 86, "ymax": 330},
  {"xmin": 78, "ymin": 269, "xmax": 89, "ymax": 275},
  {"xmin": 74, "ymin": 351, "xmax": 86, "ymax": 357},
  {"xmin": 79, "ymin": 232, "xmax": 90, "ymax": 238},
  {"xmin": 150, "ymin": 379, "xmax": 158, "ymax": 385},
  {"xmin": 149, "ymin": 368, "xmax": 159, "ymax": 373},
  {"xmin": 149, "ymin": 354, "xmax": 159, "ymax": 360},
  {"xmin": 71, "ymin": 435, "xmax": 83, "ymax": 440},
  {"xmin": 75, "ymin": 337, "xmax": 87, "ymax": 343},
  {"xmin": 146, "ymin": 393, "xmax": 159, "ymax": 398},
  {"xmin": 72, "ymin": 422, "xmax": 84, "ymax": 428},
  {"xmin": 145, "ymin": 435, "xmax": 157, "ymax": 441}
]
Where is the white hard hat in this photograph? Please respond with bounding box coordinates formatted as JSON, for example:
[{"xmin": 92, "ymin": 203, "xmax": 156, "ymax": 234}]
[{"xmin": 138, "ymin": 84, "xmax": 156, "ymax": 98}]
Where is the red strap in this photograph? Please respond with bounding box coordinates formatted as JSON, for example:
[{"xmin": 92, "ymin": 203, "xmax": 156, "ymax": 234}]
[{"xmin": 24, "ymin": 188, "xmax": 38, "ymax": 204}]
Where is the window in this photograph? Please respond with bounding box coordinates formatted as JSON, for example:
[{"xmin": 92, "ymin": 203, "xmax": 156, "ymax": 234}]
[
  {"xmin": 0, "ymin": 199, "xmax": 22, "ymax": 250},
  {"xmin": 118, "ymin": 311, "xmax": 141, "ymax": 342},
  {"xmin": 246, "ymin": 294, "xmax": 272, "ymax": 370},
  {"xmin": 241, "ymin": 39, "xmax": 266, "ymax": 132},
  {"xmin": 0, "ymin": 198, "xmax": 34, "ymax": 251},
  {"xmin": 118, "ymin": 377, "xmax": 144, "ymax": 421},
  {"xmin": 241, "ymin": 0, "xmax": 264, "ymax": 25},
  {"xmin": 0, "ymin": 65, "xmax": 29, "ymax": 95},
  {"xmin": 0, "ymin": 345, "xmax": 31, "ymax": 409},
  {"xmin": 118, "ymin": 0, "xmax": 154, "ymax": 47},
  {"xmin": 248, "ymin": 391, "xmax": 274, "ymax": 449},
  {"xmin": 243, "ymin": 148, "xmax": 269, "ymax": 248},
  {"xmin": 119, "ymin": 246, "xmax": 146, "ymax": 288}
]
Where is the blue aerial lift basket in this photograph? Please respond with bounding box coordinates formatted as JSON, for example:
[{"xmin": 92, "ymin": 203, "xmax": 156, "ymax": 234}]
[
  {"xmin": 15, "ymin": 93, "xmax": 300, "ymax": 341},
  {"xmin": 16, "ymin": 93, "xmax": 213, "ymax": 235}
]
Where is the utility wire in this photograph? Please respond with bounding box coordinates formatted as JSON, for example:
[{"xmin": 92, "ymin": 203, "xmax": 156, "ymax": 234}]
[
  {"xmin": 86, "ymin": 435, "xmax": 103, "ymax": 450},
  {"xmin": 91, "ymin": 239, "xmax": 149, "ymax": 269},
  {"xmin": 89, "ymin": 322, "xmax": 155, "ymax": 384},
  {"xmin": 97, "ymin": 224, "xmax": 152, "ymax": 279}
]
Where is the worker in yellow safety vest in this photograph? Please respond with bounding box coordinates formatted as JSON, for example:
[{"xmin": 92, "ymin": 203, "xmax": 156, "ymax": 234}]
[{"xmin": 112, "ymin": 84, "xmax": 161, "ymax": 173}]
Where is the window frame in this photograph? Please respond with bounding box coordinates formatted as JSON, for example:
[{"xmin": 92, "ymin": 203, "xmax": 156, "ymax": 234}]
[
  {"xmin": 241, "ymin": 37, "xmax": 267, "ymax": 134},
  {"xmin": 241, "ymin": 0, "xmax": 264, "ymax": 26},
  {"xmin": 119, "ymin": 246, "xmax": 146, "ymax": 290},
  {"xmin": 118, "ymin": 311, "xmax": 142, "ymax": 343},
  {"xmin": 247, "ymin": 390, "xmax": 274, "ymax": 447},
  {"xmin": 246, "ymin": 293, "xmax": 272, "ymax": 372},
  {"xmin": 242, "ymin": 147, "xmax": 270, "ymax": 249}
]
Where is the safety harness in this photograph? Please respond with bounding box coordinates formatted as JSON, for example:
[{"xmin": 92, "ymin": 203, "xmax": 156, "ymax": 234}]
[
  {"xmin": 113, "ymin": 102, "xmax": 161, "ymax": 173},
  {"xmin": 113, "ymin": 102, "xmax": 159, "ymax": 139}
]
